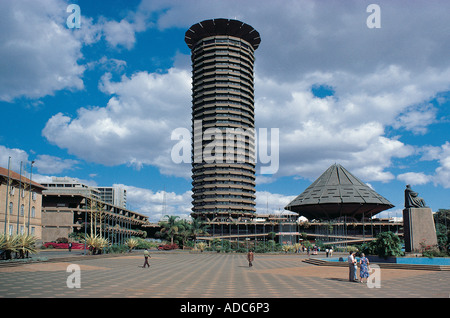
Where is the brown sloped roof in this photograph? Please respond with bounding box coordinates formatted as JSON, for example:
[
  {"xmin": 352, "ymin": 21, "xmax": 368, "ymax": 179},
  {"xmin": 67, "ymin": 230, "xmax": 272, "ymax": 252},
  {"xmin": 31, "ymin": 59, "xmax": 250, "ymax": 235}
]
[{"xmin": 0, "ymin": 166, "xmax": 46, "ymax": 189}]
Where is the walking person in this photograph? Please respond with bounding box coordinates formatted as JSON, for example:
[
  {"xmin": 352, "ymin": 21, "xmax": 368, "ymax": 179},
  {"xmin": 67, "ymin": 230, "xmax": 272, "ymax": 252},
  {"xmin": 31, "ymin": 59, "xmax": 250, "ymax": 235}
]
[
  {"xmin": 68, "ymin": 242, "xmax": 72, "ymax": 252},
  {"xmin": 348, "ymin": 251, "xmax": 357, "ymax": 282},
  {"xmin": 247, "ymin": 250, "xmax": 254, "ymax": 267},
  {"xmin": 359, "ymin": 253, "xmax": 370, "ymax": 283},
  {"xmin": 142, "ymin": 248, "xmax": 151, "ymax": 268}
]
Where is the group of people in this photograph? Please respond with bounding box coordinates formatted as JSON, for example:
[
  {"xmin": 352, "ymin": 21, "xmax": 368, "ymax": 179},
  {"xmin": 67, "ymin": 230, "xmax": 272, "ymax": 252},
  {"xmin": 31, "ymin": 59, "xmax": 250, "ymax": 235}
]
[
  {"xmin": 348, "ymin": 251, "xmax": 370, "ymax": 283},
  {"xmin": 141, "ymin": 248, "xmax": 371, "ymax": 284},
  {"xmin": 141, "ymin": 248, "xmax": 256, "ymax": 268}
]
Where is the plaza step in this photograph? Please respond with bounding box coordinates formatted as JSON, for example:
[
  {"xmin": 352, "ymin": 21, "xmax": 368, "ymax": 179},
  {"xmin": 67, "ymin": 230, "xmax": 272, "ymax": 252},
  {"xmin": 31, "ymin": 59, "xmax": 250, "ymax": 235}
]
[{"xmin": 302, "ymin": 258, "xmax": 450, "ymax": 271}]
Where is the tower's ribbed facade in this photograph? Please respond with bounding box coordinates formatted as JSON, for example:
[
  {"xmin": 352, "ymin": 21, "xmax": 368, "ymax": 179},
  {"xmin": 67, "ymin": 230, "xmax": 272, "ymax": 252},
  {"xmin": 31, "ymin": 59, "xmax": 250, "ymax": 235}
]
[{"xmin": 185, "ymin": 19, "xmax": 261, "ymax": 222}]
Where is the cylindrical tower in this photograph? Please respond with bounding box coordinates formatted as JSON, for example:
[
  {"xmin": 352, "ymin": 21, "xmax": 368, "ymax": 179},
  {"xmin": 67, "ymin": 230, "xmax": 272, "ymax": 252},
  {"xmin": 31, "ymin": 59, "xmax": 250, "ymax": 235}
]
[{"xmin": 185, "ymin": 19, "xmax": 261, "ymax": 222}]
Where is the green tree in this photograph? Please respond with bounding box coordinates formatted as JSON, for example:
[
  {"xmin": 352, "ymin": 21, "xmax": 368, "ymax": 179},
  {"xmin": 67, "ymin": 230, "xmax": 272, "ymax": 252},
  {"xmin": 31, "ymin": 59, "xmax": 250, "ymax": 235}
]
[
  {"xmin": 177, "ymin": 219, "xmax": 192, "ymax": 248},
  {"xmin": 433, "ymin": 209, "xmax": 449, "ymax": 253},
  {"xmin": 361, "ymin": 231, "xmax": 403, "ymax": 259},
  {"xmin": 190, "ymin": 218, "xmax": 209, "ymax": 248},
  {"xmin": 158, "ymin": 215, "xmax": 181, "ymax": 244}
]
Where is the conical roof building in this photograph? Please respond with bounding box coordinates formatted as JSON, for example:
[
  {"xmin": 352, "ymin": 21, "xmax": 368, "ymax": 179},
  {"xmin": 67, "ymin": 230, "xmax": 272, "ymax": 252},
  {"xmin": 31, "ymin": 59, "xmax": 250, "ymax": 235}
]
[{"xmin": 285, "ymin": 164, "xmax": 394, "ymax": 220}]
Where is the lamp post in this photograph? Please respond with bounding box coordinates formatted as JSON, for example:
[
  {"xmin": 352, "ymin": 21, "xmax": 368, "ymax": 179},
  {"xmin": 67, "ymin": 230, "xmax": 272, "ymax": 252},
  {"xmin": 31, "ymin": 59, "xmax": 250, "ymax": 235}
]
[
  {"xmin": 16, "ymin": 161, "xmax": 23, "ymax": 234},
  {"xmin": 27, "ymin": 161, "xmax": 34, "ymax": 235}
]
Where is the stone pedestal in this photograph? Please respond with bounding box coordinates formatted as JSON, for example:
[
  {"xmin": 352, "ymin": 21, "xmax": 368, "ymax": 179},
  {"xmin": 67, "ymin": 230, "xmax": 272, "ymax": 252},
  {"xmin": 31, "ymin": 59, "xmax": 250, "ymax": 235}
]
[{"xmin": 403, "ymin": 207, "xmax": 437, "ymax": 252}]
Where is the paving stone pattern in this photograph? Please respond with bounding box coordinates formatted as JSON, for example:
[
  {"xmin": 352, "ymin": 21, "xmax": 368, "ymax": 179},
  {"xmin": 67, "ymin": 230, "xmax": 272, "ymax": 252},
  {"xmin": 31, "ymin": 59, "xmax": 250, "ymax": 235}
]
[{"xmin": 0, "ymin": 252, "xmax": 449, "ymax": 298}]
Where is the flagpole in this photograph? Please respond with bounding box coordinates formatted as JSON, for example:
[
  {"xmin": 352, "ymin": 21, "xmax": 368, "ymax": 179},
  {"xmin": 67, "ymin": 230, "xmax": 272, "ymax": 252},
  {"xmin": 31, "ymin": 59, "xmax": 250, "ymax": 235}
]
[
  {"xmin": 27, "ymin": 161, "xmax": 35, "ymax": 235},
  {"xmin": 16, "ymin": 161, "xmax": 23, "ymax": 234},
  {"xmin": 3, "ymin": 156, "xmax": 11, "ymax": 234}
]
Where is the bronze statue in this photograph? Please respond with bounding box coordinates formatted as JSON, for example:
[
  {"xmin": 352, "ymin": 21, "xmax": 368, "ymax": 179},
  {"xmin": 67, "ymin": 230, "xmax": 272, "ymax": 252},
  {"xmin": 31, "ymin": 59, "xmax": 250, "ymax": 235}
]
[{"xmin": 404, "ymin": 184, "xmax": 427, "ymax": 208}]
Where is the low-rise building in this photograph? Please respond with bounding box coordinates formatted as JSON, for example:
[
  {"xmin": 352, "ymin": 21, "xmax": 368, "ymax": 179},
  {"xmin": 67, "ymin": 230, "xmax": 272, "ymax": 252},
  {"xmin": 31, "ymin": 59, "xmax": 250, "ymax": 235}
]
[
  {"xmin": 40, "ymin": 178, "xmax": 148, "ymax": 243},
  {"xmin": 0, "ymin": 166, "xmax": 45, "ymax": 238}
]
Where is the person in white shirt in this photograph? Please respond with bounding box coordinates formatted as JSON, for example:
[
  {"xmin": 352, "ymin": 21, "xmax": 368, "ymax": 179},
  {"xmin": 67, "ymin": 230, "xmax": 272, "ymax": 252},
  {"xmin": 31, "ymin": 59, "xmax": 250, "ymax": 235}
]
[{"xmin": 348, "ymin": 251, "xmax": 357, "ymax": 282}]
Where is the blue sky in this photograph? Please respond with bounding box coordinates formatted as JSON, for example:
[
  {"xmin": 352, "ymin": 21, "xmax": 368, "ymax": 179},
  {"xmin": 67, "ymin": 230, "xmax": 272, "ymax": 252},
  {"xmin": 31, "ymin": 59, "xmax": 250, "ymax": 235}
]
[{"xmin": 1, "ymin": 0, "xmax": 449, "ymax": 222}]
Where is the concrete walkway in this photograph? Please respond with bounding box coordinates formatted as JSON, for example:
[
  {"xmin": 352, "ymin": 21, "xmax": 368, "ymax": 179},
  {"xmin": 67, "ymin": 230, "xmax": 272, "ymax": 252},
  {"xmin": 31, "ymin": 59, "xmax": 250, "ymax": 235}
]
[{"xmin": 0, "ymin": 251, "xmax": 448, "ymax": 299}]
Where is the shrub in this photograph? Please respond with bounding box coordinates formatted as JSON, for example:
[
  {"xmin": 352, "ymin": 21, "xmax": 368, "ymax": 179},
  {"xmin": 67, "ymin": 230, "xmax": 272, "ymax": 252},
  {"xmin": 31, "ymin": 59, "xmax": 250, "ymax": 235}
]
[
  {"xmin": 159, "ymin": 243, "xmax": 179, "ymax": 250},
  {"xmin": 43, "ymin": 242, "xmax": 84, "ymax": 249},
  {"xmin": 56, "ymin": 237, "xmax": 69, "ymax": 244},
  {"xmin": 361, "ymin": 231, "xmax": 403, "ymax": 259}
]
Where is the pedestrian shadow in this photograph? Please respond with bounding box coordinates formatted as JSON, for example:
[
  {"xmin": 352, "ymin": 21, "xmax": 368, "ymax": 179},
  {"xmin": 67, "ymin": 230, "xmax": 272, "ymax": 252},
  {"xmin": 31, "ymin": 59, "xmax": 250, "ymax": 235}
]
[{"xmin": 325, "ymin": 277, "xmax": 350, "ymax": 282}]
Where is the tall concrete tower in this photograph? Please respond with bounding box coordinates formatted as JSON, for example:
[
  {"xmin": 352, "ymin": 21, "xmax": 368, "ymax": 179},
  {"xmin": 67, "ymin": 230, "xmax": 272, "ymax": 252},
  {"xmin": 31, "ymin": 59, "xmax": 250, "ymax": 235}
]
[{"xmin": 185, "ymin": 19, "xmax": 261, "ymax": 222}]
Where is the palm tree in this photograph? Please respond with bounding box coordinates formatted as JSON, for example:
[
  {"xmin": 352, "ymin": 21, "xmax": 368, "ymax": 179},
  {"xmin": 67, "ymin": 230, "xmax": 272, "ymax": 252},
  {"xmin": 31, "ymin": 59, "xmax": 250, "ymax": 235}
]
[
  {"xmin": 190, "ymin": 218, "xmax": 209, "ymax": 249},
  {"xmin": 177, "ymin": 220, "xmax": 192, "ymax": 248},
  {"xmin": 159, "ymin": 215, "xmax": 181, "ymax": 244}
]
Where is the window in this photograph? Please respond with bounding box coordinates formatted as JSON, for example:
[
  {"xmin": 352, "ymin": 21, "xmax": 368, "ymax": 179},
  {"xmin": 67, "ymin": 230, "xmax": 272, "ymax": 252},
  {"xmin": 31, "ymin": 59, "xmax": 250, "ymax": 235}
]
[
  {"xmin": 9, "ymin": 202, "xmax": 13, "ymax": 215},
  {"xmin": 31, "ymin": 207, "xmax": 35, "ymax": 218},
  {"xmin": 20, "ymin": 204, "xmax": 24, "ymax": 216},
  {"xmin": 8, "ymin": 225, "xmax": 13, "ymax": 236}
]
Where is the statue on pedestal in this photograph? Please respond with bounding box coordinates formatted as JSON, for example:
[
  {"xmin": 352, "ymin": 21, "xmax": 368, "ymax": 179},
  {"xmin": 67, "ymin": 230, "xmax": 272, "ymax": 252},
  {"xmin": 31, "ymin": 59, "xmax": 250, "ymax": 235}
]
[{"xmin": 404, "ymin": 184, "xmax": 427, "ymax": 208}]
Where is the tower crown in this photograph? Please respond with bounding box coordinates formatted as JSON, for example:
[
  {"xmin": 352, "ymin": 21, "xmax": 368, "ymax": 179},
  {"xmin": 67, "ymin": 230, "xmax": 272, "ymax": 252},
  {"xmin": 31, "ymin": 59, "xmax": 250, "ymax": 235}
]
[{"xmin": 185, "ymin": 18, "xmax": 261, "ymax": 50}]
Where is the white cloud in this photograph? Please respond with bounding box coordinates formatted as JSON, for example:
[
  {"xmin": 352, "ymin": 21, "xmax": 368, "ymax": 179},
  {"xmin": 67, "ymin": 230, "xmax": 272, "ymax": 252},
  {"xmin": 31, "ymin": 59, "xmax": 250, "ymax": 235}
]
[
  {"xmin": 254, "ymin": 70, "xmax": 417, "ymax": 182},
  {"xmin": 38, "ymin": 0, "xmax": 450, "ymax": 189},
  {"xmin": 255, "ymin": 191, "xmax": 296, "ymax": 215},
  {"xmin": 397, "ymin": 142, "xmax": 450, "ymax": 189},
  {"xmin": 115, "ymin": 184, "xmax": 192, "ymax": 222},
  {"xmin": 426, "ymin": 142, "xmax": 450, "ymax": 188},
  {"xmin": 101, "ymin": 18, "xmax": 137, "ymax": 50},
  {"xmin": 42, "ymin": 68, "xmax": 192, "ymax": 177},
  {"xmin": 34, "ymin": 154, "xmax": 79, "ymax": 174},
  {"xmin": 0, "ymin": 145, "xmax": 80, "ymax": 176},
  {"xmin": 397, "ymin": 172, "xmax": 433, "ymax": 186},
  {"xmin": 0, "ymin": 145, "xmax": 29, "ymax": 173},
  {"xmin": 392, "ymin": 104, "xmax": 438, "ymax": 135},
  {"xmin": 0, "ymin": 0, "xmax": 85, "ymax": 101},
  {"xmin": 115, "ymin": 182, "xmax": 297, "ymax": 223}
]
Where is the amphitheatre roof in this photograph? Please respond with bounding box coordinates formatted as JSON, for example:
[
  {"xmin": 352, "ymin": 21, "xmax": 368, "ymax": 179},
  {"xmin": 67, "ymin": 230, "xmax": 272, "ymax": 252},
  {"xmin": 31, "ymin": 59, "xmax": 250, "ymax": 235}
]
[{"xmin": 285, "ymin": 164, "xmax": 394, "ymax": 220}]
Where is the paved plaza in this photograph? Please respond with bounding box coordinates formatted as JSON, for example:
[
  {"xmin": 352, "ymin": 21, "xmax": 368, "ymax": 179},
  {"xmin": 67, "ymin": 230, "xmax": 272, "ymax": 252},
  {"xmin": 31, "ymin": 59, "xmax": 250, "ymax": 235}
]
[{"xmin": 0, "ymin": 251, "xmax": 449, "ymax": 299}]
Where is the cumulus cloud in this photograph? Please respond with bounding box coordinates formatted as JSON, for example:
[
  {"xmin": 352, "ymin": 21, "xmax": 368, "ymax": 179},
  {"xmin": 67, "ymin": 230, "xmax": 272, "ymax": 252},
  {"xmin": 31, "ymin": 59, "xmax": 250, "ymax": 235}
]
[
  {"xmin": 0, "ymin": 0, "xmax": 151, "ymax": 102},
  {"xmin": 395, "ymin": 142, "xmax": 450, "ymax": 189},
  {"xmin": 420, "ymin": 142, "xmax": 450, "ymax": 188},
  {"xmin": 114, "ymin": 184, "xmax": 192, "ymax": 222},
  {"xmin": 0, "ymin": 0, "xmax": 85, "ymax": 101},
  {"xmin": 34, "ymin": 154, "xmax": 79, "ymax": 174},
  {"xmin": 255, "ymin": 191, "xmax": 296, "ymax": 215},
  {"xmin": 397, "ymin": 172, "xmax": 433, "ymax": 186},
  {"xmin": 0, "ymin": 145, "xmax": 29, "ymax": 172},
  {"xmin": 38, "ymin": 0, "xmax": 450, "ymax": 185},
  {"xmin": 0, "ymin": 145, "xmax": 79, "ymax": 176},
  {"xmin": 42, "ymin": 68, "xmax": 192, "ymax": 176},
  {"xmin": 101, "ymin": 18, "xmax": 138, "ymax": 50},
  {"xmin": 116, "ymin": 182, "xmax": 297, "ymax": 222}
]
